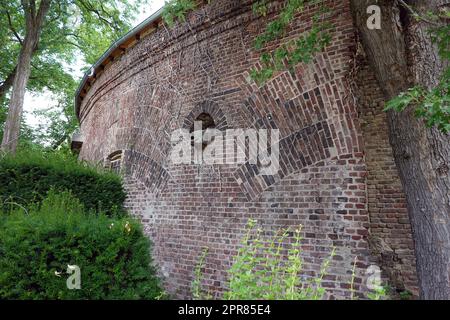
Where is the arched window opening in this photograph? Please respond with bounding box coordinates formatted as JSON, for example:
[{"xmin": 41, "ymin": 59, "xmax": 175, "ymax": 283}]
[
  {"xmin": 106, "ymin": 151, "xmax": 123, "ymax": 174},
  {"xmin": 190, "ymin": 113, "xmax": 216, "ymax": 150}
]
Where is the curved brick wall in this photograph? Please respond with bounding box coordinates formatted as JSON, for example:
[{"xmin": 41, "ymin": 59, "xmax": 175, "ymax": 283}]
[{"xmin": 77, "ymin": 0, "xmax": 418, "ymax": 298}]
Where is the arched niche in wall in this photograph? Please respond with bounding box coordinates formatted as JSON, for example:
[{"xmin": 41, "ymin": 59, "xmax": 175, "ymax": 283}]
[
  {"xmin": 182, "ymin": 101, "xmax": 229, "ymax": 165},
  {"xmin": 189, "ymin": 112, "xmax": 217, "ymax": 150},
  {"xmin": 105, "ymin": 150, "xmax": 123, "ymax": 174},
  {"xmin": 183, "ymin": 101, "xmax": 229, "ymax": 132}
]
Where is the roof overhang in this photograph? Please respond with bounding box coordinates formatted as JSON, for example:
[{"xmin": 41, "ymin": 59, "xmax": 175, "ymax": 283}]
[{"xmin": 74, "ymin": 7, "xmax": 164, "ymax": 121}]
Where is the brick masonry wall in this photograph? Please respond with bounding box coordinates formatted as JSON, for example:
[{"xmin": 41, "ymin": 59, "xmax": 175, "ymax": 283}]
[
  {"xmin": 353, "ymin": 49, "xmax": 419, "ymax": 296},
  {"xmin": 77, "ymin": 0, "xmax": 418, "ymax": 299}
]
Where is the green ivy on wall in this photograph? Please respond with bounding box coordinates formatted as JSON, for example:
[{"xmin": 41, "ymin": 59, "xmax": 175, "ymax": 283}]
[
  {"xmin": 250, "ymin": 0, "xmax": 332, "ymax": 85},
  {"xmin": 162, "ymin": 0, "xmax": 197, "ymax": 28},
  {"xmin": 162, "ymin": 0, "xmax": 449, "ymax": 133},
  {"xmin": 162, "ymin": 0, "xmax": 332, "ymax": 85}
]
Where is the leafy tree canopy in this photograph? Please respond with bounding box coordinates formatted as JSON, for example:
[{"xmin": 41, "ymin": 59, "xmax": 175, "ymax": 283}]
[{"xmin": 0, "ymin": 0, "xmax": 149, "ymax": 148}]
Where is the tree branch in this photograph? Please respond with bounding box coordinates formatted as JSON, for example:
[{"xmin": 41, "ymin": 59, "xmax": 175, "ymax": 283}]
[
  {"xmin": 35, "ymin": 0, "xmax": 51, "ymax": 30},
  {"xmin": 398, "ymin": 0, "xmax": 440, "ymax": 26},
  {"xmin": 4, "ymin": 9, "xmax": 23, "ymax": 45},
  {"xmin": 20, "ymin": 0, "xmax": 34, "ymax": 32},
  {"xmin": 29, "ymin": 0, "xmax": 36, "ymax": 21},
  {"xmin": 76, "ymin": 0, "xmax": 119, "ymax": 31}
]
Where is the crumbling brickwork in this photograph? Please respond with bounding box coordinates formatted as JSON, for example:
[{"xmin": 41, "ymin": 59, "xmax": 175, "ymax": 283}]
[{"xmin": 77, "ymin": 0, "xmax": 418, "ymax": 299}]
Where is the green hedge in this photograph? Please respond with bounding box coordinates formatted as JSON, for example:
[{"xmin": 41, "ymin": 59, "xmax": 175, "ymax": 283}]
[
  {"xmin": 0, "ymin": 190, "xmax": 163, "ymax": 300},
  {"xmin": 0, "ymin": 151, "xmax": 126, "ymax": 216}
]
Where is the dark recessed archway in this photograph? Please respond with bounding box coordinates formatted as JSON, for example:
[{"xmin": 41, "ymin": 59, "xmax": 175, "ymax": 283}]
[
  {"xmin": 183, "ymin": 101, "xmax": 229, "ymax": 132},
  {"xmin": 106, "ymin": 150, "xmax": 123, "ymax": 173},
  {"xmin": 190, "ymin": 113, "xmax": 216, "ymax": 150}
]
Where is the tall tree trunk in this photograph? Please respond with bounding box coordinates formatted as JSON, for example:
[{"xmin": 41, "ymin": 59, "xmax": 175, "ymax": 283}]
[
  {"xmin": 1, "ymin": 38, "xmax": 34, "ymax": 153},
  {"xmin": 0, "ymin": 42, "xmax": 39, "ymax": 100},
  {"xmin": 0, "ymin": 0, "xmax": 51, "ymax": 154},
  {"xmin": 350, "ymin": 0, "xmax": 450, "ymax": 299}
]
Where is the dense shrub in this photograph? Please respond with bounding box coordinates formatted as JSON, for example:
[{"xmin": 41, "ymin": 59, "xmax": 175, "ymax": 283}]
[
  {"xmin": 0, "ymin": 190, "xmax": 163, "ymax": 300},
  {"xmin": 0, "ymin": 150, "xmax": 126, "ymax": 216}
]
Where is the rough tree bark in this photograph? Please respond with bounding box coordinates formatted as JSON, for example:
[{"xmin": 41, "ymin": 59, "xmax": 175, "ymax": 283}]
[
  {"xmin": 0, "ymin": 0, "xmax": 51, "ymax": 153},
  {"xmin": 0, "ymin": 42, "xmax": 39, "ymax": 100},
  {"xmin": 350, "ymin": 0, "xmax": 450, "ymax": 299}
]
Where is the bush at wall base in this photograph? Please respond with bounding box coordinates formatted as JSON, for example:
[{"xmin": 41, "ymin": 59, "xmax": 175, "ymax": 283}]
[
  {"xmin": 0, "ymin": 190, "xmax": 162, "ymax": 300},
  {"xmin": 0, "ymin": 150, "xmax": 126, "ymax": 216}
]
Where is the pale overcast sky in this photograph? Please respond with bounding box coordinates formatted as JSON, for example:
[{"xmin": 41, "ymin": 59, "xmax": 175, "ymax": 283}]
[{"xmin": 24, "ymin": 0, "xmax": 166, "ymax": 130}]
